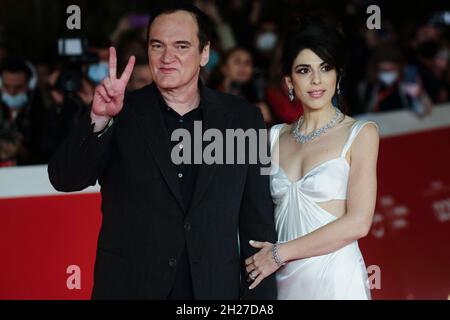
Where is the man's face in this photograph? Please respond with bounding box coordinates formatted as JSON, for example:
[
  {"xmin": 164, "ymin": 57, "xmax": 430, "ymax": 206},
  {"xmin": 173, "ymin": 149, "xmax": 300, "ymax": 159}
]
[
  {"xmin": 1, "ymin": 71, "xmax": 28, "ymax": 96},
  {"xmin": 148, "ymin": 10, "xmax": 209, "ymax": 90}
]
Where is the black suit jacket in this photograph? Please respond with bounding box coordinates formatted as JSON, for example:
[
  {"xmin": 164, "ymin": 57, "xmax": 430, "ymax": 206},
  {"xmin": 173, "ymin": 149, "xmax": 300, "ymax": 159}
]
[{"xmin": 48, "ymin": 82, "xmax": 277, "ymax": 299}]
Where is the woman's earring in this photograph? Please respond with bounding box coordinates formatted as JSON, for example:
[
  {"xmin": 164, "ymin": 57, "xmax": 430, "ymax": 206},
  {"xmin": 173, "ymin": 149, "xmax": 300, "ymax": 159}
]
[
  {"xmin": 288, "ymin": 88, "xmax": 295, "ymax": 102},
  {"xmin": 337, "ymin": 78, "xmax": 342, "ymax": 95}
]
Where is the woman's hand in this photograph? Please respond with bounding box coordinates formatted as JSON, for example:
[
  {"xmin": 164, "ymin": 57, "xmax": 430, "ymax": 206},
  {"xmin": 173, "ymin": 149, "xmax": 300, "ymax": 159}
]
[{"xmin": 245, "ymin": 240, "xmax": 281, "ymax": 290}]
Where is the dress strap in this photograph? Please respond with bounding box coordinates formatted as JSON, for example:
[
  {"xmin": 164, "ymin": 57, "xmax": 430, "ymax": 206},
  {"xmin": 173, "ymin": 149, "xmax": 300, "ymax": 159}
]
[
  {"xmin": 341, "ymin": 120, "xmax": 379, "ymax": 157},
  {"xmin": 269, "ymin": 123, "xmax": 285, "ymax": 151}
]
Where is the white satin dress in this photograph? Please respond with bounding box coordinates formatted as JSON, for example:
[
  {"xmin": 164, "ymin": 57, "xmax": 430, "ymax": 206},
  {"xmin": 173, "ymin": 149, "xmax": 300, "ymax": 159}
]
[{"xmin": 269, "ymin": 120, "xmax": 375, "ymax": 300}]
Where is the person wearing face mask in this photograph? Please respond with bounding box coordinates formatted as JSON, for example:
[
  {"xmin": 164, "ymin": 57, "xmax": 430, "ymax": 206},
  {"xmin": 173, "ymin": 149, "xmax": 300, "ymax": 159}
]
[
  {"xmin": 0, "ymin": 57, "xmax": 46, "ymax": 166},
  {"xmin": 256, "ymin": 30, "xmax": 278, "ymax": 53},
  {"xmin": 87, "ymin": 39, "xmax": 112, "ymax": 85},
  {"xmin": 87, "ymin": 60, "xmax": 110, "ymax": 85},
  {"xmin": 253, "ymin": 20, "xmax": 279, "ymax": 72},
  {"xmin": 357, "ymin": 46, "xmax": 432, "ymax": 115}
]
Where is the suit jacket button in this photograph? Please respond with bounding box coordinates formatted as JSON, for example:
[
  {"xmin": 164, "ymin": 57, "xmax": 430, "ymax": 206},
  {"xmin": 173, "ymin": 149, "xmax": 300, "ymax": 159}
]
[
  {"xmin": 169, "ymin": 258, "xmax": 177, "ymax": 268},
  {"xmin": 184, "ymin": 222, "xmax": 191, "ymax": 231}
]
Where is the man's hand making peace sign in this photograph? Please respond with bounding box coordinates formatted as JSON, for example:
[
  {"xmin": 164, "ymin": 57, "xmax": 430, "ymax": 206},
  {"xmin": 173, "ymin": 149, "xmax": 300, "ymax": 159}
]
[{"xmin": 91, "ymin": 47, "xmax": 135, "ymax": 132}]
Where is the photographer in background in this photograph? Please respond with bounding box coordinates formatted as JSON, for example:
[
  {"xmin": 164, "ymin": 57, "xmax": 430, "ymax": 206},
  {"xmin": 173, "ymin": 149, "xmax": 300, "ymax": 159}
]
[
  {"xmin": 357, "ymin": 46, "xmax": 433, "ymax": 116},
  {"xmin": 0, "ymin": 57, "xmax": 46, "ymax": 166},
  {"xmin": 86, "ymin": 38, "xmax": 111, "ymax": 86},
  {"xmin": 41, "ymin": 38, "xmax": 95, "ymax": 160}
]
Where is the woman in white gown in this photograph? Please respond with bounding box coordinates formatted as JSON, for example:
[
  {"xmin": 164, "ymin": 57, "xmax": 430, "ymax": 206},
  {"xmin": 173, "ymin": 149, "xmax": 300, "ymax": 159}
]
[{"xmin": 245, "ymin": 16, "xmax": 379, "ymax": 300}]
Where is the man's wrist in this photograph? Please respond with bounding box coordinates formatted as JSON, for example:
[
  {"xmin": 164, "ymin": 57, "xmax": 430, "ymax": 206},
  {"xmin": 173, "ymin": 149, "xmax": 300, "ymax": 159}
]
[
  {"xmin": 90, "ymin": 112, "xmax": 112, "ymax": 133},
  {"xmin": 95, "ymin": 117, "xmax": 114, "ymax": 137}
]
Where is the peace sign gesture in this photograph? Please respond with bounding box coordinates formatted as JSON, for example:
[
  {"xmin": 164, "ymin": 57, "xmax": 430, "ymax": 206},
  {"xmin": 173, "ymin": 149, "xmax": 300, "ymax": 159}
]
[{"xmin": 91, "ymin": 47, "xmax": 135, "ymax": 130}]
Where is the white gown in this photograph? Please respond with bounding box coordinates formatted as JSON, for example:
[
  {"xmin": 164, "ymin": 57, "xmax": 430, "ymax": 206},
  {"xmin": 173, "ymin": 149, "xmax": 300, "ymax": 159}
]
[{"xmin": 269, "ymin": 120, "xmax": 375, "ymax": 300}]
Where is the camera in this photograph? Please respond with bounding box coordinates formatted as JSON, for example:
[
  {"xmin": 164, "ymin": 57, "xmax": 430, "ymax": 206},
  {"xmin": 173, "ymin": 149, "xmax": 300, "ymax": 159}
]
[{"xmin": 55, "ymin": 38, "xmax": 98, "ymax": 94}]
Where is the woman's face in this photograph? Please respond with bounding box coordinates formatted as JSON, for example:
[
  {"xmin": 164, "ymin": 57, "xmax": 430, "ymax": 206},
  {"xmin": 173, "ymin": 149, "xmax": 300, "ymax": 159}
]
[
  {"xmin": 222, "ymin": 50, "xmax": 253, "ymax": 84},
  {"xmin": 285, "ymin": 48, "xmax": 337, "ymax": 110}
]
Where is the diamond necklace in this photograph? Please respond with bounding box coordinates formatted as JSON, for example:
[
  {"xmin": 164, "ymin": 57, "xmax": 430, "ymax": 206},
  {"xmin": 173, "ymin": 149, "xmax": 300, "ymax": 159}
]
[{"xmin": 292, "ymin": 107, "xmax": 344, "ymax": 144}]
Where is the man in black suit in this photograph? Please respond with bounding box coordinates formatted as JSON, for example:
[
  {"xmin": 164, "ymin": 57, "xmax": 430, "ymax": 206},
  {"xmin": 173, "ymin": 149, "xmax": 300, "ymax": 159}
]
[{"xmin": 48, "ymin": 2, "xmax": 277, "ymax": 299}]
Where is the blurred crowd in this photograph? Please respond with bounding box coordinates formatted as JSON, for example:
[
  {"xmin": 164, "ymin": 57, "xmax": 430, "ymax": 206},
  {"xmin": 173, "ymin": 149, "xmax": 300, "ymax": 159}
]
[{"xmin": 0, "ymin": 0, "xmax": 449, "ymax": 166}]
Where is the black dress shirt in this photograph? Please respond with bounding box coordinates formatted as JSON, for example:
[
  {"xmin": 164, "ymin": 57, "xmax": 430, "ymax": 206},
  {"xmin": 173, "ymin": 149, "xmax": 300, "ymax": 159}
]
[{"xmin": 157, "ymin": 92, "xmax": 203, "ymax": 299}]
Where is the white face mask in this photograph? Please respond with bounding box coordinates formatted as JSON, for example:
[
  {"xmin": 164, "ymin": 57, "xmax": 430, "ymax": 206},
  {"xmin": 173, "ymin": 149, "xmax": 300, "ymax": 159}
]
[
  {"xmin": 256, "ymin": 32, "xmax": 278, "ymax": 52},
  {"xmin": 1, "ymin": 92, "xmax": 28, "ymax": 109},
  {"xmin": 88, "ymin": 61, "xmax": 109, "ymax": 84},
  {"xmin": 378, "ymin": 71, "xmax": 398, "ymax": 86}
]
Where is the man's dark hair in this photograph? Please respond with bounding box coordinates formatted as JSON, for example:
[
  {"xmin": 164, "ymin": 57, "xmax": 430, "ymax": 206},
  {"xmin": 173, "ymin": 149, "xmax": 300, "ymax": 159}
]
[
  {"xmin": 0, "ymin": 57, "xmax": 32, "ymax": 80},
  {"xmin": 146, "ymin": 1, "xmax": 212, "ymax": 51}
]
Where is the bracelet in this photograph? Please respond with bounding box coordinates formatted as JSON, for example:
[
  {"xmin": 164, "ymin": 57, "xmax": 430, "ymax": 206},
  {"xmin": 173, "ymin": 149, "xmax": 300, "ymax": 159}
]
[{"xmin": 271, "ymin": 243, "xmax": 286, "ymax": 267}]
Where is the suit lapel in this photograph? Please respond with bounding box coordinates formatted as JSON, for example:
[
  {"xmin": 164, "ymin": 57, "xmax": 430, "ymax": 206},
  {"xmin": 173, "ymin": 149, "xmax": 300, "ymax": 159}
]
[
  {"xmin": 131, "ymin": 83, "xmax": 232, "ymax": 215},
  {"xmin": 132, "ymin": 84, "xmax": 186, "ymax": 214}
]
